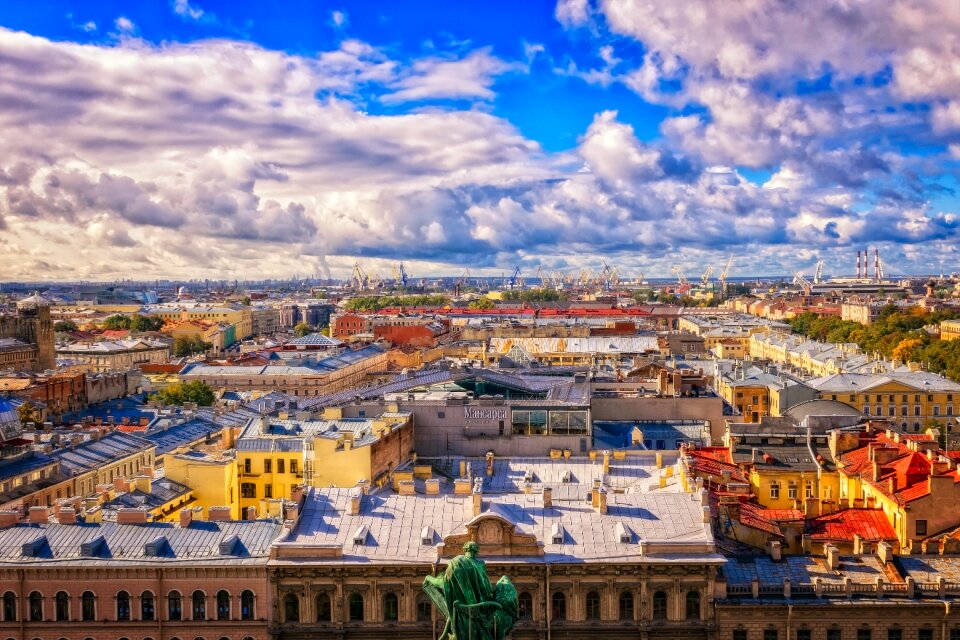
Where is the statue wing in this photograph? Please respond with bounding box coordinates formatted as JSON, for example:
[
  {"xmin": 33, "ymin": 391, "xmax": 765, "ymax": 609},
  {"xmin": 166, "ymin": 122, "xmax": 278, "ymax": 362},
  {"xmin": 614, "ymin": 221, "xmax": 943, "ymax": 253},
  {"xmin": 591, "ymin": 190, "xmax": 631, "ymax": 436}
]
[{"xmin": 422, "ymin": 575, "xmax": 450, "ymax": 620}]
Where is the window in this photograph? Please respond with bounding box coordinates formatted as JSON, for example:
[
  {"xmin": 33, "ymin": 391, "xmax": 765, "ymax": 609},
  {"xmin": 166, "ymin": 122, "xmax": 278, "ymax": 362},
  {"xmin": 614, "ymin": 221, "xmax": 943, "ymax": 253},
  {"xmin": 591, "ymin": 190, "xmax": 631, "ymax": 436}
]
[
  {"xmin": 764, "ymin": 631, "xmax": 779, "ymax": 640},
  {"xmin": 394, "ymin": 591, "xmax": 422, "ymax": 623},
  {"xmin": 585, "ymin": 591, "xmax": 600, "ymax": 620},
  {"xmin": 264, "ymin": 484, "xmax": 273, "ymax": 498},
  {"xmin": 2, "ymin": 592, "xmax": 15, "ymax": 621},
  {"xmin": 240, "ymin": 590, "xmax": 254, "ymax": 621},
  {"xmin": 348, "ymin": 593, "xmax": 364, "ymax": 621},
  {"xmin": 29, "ymin": 592, "xmax": 42, "ymax": 622},
  {"xmin": 82, "ymin": 591, "xmax": 95, "ymax": 621},
  {"xmin": 278, "ymin": 459, "xmax": 285, "ymax": 474},
  {"xmin": 857, "ymin": 630, "xmax": 871, "ymax": 640},
  {"xmin": 243, "ymin": 458, "xmax": 251, "ymax": 474},
  {"xmin": 918, "ymin": 630, "xmax": 933, "ymax": 640},
  {"xmin": 192, "ymin": 591, "xmax": 206, "ymax": 621},
  {"xmin": 551, "ymin": 592, "xmax": 566, "ymax": 620},
  {"xmin": 652, "ymin": 591, "xmax": 667, "ymax": 620},
  {"xmin": 264, "ymin": 459, "xmax": 272, "ymax": 473},
  {"xmin": 770, "ymin": 481, "xmax": 781, "ymax": 500},
  {"xmin": 828, "ymin": 629, "xmax": 842, "ymax": 640},
  {"xmin": 915, "ymin": 406, "xmax": 921, "ymax": 416},
  {"xmin": 686, "ymin": 591, "xmax": 700, "ymax": 620},
  {"xmin": 788, "ymin": 482, "xmax": 798, "ymax": 499},
  {"xmin": 733, "ymin": 631, "xmax": 748, "ymax": 640},
  {"xmin": 797, "ymin": 631, "xmax": 811, "ymax": 640},
  {"xmin": 949, "ymin": 629, "xmax": 960, "ymax": 640},
  {"xmin": 518, "ymin": 592, "xmax": 533, "ymax": 620},
  {"xmin": 316, "ymin": 594, "xmax": 332, "ymax": 622},
  {"xmin": 55, "ymin": 592, "xmax": 69, "ymax": 621},
  {"xmin": 142, "ymin": 592, "xmax": 155, "ymax": 621},
  {"xmin": 116, "ymin": 590, "xmax": 130, "ymax": 621},
  {"xmin": 618, "ymin": 591, "xmax": 634, "ymax": 621},
  {"xmin": 383, "ymin": 592, "xmax": 399, "ymax": 622},
  {"xmin": 216, "ymin": 591, "xmax": 230, "ymax": 621},
  {"xmin": 291, "ymin": 459, "xmax": 299, "ymax": 475},
  {"xmin": 934, "ymin": 406, "xmax": 941, "ymax": 417},
  {"xmin": 805, "ymin": 482, "xmax": 814, "ymax": 499},
  {"xmin": 916, "ymin": 520, "xmax": 928, "ymax": 537},
  {"xmin": 241, "ymin": 483, "xmax": 256, "ymax": 498},
  {"xmin": 283, "ymin": 593, "xmax": 299, "ymax": 623},
  {"xmin": 168, "ymin": 591, "xmax": 182, "ymax": 621}
]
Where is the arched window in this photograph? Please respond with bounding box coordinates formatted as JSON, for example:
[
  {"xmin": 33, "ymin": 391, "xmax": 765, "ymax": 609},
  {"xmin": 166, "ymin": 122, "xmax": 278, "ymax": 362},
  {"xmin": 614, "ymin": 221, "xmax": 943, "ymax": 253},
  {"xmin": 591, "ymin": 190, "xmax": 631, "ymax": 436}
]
[
  {"xmin": 316, "ymin": 594, "xmax": 332, "ymax": 622},
  {"xmin": 652, "ymin": 591, "xmax": 667, "ymax": 620},
  {"xmin": 383, "ymin": 592, "xmax": 399, "ymax": 622},
  {"xmin": 192, "ymin": 591, "xmax": 206, "ymax": 621},
  {"xmin": 81, "ymin": 591, "xmax": 95, "ymax": 621},
  {"xmin": 348, "ymin": 593, "xmax": 364, "ymax": 621},
  {"xmin": 415, "ymin": 594, "xmax": 432, "ymax": 622},
  {"xmin": 141, "ymin": 591, "xmax": 155, "ymax": 621},
  {"xmin": 29, "ymin": 591, "xmax": 42, "ymax": 622},
  {"xmin": 216, "ymin": 591, "xmax": 230, "ymax": 621},
  {"xmin": 585, "ymin": 591, "xmax": 601, "ymax": 620},
  {"xmin": 551, "ymin": 592, "xmax": 566, "ymax": 620},
  {"xmin": 117, "ymin": 590, "xmax": 130, "ymax": 621},
  {"xmin": 685, "ymin": 590, "xmax": 700, "ymax": 620},
  {"xmin": 619, "ymin": 591, "xmax": 634, "ymax": 621},
  {"xmin": 2, "ymin": 592, "xmax": 15, "ymax": 621},
  {"xmin": 240, "ymin": 590, "xmax": 254, "ymax": 621},
  {"xmin": 283, "ymin": 593, "xmax": 299, "ymax": 623},
  {"xmin": 518, "ymin": 592, "xmax": 533, "ymax": 620},
  {"xmin": 168, "ymin": 591, "xmax": 182, "ymax": 621},
  {"xmin": 55, "ymin": 591, "xmax": 69, "ymax": 621}
]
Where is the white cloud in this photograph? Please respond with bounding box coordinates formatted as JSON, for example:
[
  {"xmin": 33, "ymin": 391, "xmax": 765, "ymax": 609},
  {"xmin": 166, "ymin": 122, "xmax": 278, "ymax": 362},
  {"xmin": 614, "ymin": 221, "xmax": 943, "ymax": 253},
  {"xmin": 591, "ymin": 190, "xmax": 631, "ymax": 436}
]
[
  {"xmin": 381, "ymin": 48, "xmax": 520, "ymax": 104},
  {"xmin": 331, "ymin": 10, "xmax": 348, "ymax": 28},
  {"xmin": 173, "ymin": 0, "xmax": 205, "ymax": 21},
  {"xmin": 114, "ymin": 17, "xmax": 135, "ymax": 33},
  {"xmin": 555, "ymin": 0, "xmax": 591, "ymax": 27},
  {"xmin": 82, "ymin": 21, "xmax": 97, "ymax": 32}
]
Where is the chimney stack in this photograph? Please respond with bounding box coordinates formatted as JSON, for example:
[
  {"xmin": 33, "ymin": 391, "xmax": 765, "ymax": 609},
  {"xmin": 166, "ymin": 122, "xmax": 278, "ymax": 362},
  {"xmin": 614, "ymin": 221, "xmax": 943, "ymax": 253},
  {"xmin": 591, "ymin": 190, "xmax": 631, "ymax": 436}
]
[
  {"xmin": 179, "ymin": 508, "xmax": 193, "ymax": 528},
  {"xmin": 857, "ymin": 250, "xmax": 861, "ymax": 279},
  {"xmin": 349, "ymin": 491, "xmax": 362, "ymax": 515},
  {"xmin": 29, "ymin": 506, "xmax": 49, "ymax": 524},
  {"xmin": 116, "ymin": 508, "xmax": 149, "ymax": 525},
  {"xmin": 57, "ymin": 507, "xmax": 77, "ymax": 525},
  {"xmin": 542, "ymin": 486, "xmax": 553, "ymax": 508},
  {"xmin": 826, "ymin": 544, "xmax": 840, "ymax": 570},
  {"xmin": 208, "ymin": 506, "xmax": 232, "ymax": 522},
  {"xmin": 472, "ymin": 478, "xmax": 484, "ymax": 516},
  {"xmin": 0, "ymin": 511, "xmax": 19, "ymax": 528}
]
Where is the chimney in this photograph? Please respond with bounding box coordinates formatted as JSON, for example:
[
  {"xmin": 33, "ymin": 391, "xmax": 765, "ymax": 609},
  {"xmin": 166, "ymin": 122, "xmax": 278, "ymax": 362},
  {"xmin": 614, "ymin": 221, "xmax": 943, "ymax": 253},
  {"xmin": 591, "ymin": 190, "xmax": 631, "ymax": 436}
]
[
  {"xmin": 485, "ymin": 451, "xmax": 495, "ymax": 476},
  {"xmin": 425, "ymin": 479, "xmax": 441, "ymax": 495},
  {"xmin": 602, "ymin": 450, "xmax": 611, "ymax": 475},
  {"xmin": 594, "ymin": 485, "xmax": 608, "ymax": 515},
  {"xmin": 244, "ymin": 506, "xmax": 257, "ymax": 520},
  {"xmin": 768, "ymin": 540, "xmax": 782, "ymax": 561},
  {"xmin": 856, "ymin": 250, "xmax": 861, "ymax": 279},
  {"xmin": 179, "ymin": 508, "xmax": 193, "ymax": 528},
  {"xmin": 116, "ymin": 508, "xmax": 149, "ymax": 525},
  {"xmin": 29, "ymin": 506, "xmax": 50, "ymax": 524},
  {"xmin": 826, "ymin": 544, "xmax": 840, "ymax": 570},
  {"xmin": 133, "ymin": 475, "xmax": 152, "ymax": 494},
  {"xmin": 57, "ymin": 507, "xmax": 77, "ymax": 525},
  {"xmin": 472, "ymin": 479, "xmax": 483, "ymax": 516},
  {"xmin": 349, "ymin": 491, "xmax": 362, "ymax": 515},
  {"xmin": 208, "ymin": 506, "xmax": 232, "ymax": 522},
  {"xmin": 398, "ymin": 480, "xmax": 416, "ymax": 495},
  {"xmin": 542, "ymin": 486, "xmax": 553, "ymax": 508},
  {"xmin": 114, "ymin": 477, "xmax": 130, "ymax": 493},
  {"xmin": 0, "ymin": 511, "xmax": 19, "ymax": 527},
  {"xmin": 454, "ymin": 478, "xmax": 472, "ymax": 495},
  {"xmin": 877, "ymin": 541, "xmax": 893, "ymax": 565},
  {"xmin": 283, "ymin": 502, "xmax": 299, "ymax": 522}
]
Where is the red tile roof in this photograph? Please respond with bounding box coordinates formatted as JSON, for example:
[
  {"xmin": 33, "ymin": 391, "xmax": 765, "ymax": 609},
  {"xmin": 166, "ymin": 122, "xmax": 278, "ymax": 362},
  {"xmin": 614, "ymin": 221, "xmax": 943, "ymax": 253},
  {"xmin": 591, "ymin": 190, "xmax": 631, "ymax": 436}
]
[
  {"xmin": 807, "ymin": 508, "xmax": 897, "ymax": 542},
  {"xmin": 738, "ymin": 502, "xmax": 804, "ymax": 537}
]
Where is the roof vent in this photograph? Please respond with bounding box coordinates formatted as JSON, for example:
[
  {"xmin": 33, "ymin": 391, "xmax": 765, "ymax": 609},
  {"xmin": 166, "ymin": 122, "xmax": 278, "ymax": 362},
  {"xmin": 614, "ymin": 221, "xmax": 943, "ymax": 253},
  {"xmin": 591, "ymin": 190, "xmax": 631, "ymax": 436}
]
[
  {"xmin": 614, "ymin": 521, "xmax": 631, "ymax": 543},
  {"xmin": 551, "ymin": 522, "xmax": 565, "ymax": 545},
  {"xmin": 561, "ymin": 470, "xmax": 572, "ymax": 483},
  {"xmin": 21, "ymin": 536, "xmax": 46, "ymax": 557},
  {"xmin": 523, "ymin": 469, "xmax": 534, "ymax": 483},
  {"xmin": 145, "ymin": 535, "xmax": 168, "ymax": 557},
  {"xmin": 353, "ymin": 525, "xmax": 369, "ymax": 545},
  {"xmin": 81, "ymin": 535, "xmax": 105, "ymax": 557},
  {"xmin": 421, "ymin": 526, "xmax": 435, "ymax": 545},
  {"xmin": 219, "ymin": 534, "xmax": 240, "ymax": 556}
]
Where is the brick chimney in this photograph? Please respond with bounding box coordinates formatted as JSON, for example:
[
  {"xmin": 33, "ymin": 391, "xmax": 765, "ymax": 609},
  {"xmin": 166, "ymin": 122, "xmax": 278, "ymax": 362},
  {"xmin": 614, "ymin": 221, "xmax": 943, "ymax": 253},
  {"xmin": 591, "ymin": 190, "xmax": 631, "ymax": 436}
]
[
  {"xmin": 349, "ymin": 491, "xmax": 362, "ymax": 515},
  {"xmin": 208, "ymin": 506, "xmax": 232, "ymax": 522},
  {"xmin": 116, "ymin": 508, "xmax": 148, "ymax": 525},
  {"xmin": 425, "ymin": 479, "xmax": 440, "ymax": 495},
  {"xmin": 57, "ymin": 507, "xmax": 77, "ymax": 525},
  {"xmin": 825, "ymin": 544, "xmax": 840, "ymax": 570},
  {"xmin": 542, "ymin": 486, "xmax": 553, "ymax": 508},
  {"xmin": 29, "ymin": 506, "xmax": 49, "ymax": 524},
  {"xmin": 472, "ymin": 478, "xmax": 483, "ymax": 516},
  {"xmin": 179, "ymin": 508, "xmax": 193, "ymax": 528},
  {"xmin": 0, "ymin": 511, "xmax": 20, "ymax": 527},
  {"xmin": 398, "ymin": 480, "xmax": 416, "ymax": 495},
  {"xmin": 877, "ymin": 541, "xmax": 893, "ymax": 565},
  {"xmin": 595, "ymin": 485, "xmax": 608, "ymax": 515}
]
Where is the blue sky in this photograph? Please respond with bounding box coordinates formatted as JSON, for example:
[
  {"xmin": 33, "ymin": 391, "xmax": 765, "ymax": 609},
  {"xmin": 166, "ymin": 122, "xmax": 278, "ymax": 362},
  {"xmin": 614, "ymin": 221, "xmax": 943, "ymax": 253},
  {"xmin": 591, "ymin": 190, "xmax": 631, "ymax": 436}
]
[{"xmin": 0, "ymin": 0, "xmax": 958, "ymax": 280}]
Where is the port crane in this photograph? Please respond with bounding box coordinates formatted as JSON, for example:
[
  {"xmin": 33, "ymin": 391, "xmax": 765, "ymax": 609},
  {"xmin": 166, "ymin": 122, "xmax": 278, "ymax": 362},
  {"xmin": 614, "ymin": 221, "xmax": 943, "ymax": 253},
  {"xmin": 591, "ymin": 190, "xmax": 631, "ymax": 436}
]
[{"xmin": 352, "ymin": 262, "xmax": 369, "ymax": 290}]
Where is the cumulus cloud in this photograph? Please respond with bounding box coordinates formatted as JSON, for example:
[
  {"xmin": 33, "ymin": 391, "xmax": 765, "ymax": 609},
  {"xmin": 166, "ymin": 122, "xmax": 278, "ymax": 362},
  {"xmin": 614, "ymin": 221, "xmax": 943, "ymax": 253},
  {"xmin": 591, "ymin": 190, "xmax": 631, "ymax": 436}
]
[
  {"xmin": 172, "ymin": 0, "xmax": 205, "ymax": 21},
  {"xmin": 381, "ymin": 48, "xmax": 520, "ymax": 104},
  {"xmin": 114, "ymin": 17, "xmax": 135, "ymax": 33}
]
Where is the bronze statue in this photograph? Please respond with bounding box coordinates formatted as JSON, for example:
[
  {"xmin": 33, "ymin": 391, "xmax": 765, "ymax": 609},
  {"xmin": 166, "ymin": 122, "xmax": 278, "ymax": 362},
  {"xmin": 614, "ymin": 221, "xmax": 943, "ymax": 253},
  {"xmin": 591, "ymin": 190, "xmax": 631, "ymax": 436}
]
[{"xmin": 422, "ymin": 541, "xmax": 518, "ymax": 640}]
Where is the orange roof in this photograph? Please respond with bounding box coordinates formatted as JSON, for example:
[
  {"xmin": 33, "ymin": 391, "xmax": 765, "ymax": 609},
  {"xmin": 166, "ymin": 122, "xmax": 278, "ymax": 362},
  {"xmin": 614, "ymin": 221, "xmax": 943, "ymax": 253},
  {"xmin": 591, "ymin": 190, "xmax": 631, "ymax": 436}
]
[
  {"xmin": 115, "ymin": 424, "xmax": 148, "ymax": 433},
  {"xmin": 738, "ymin": 503, "xmax": 804, "ymax": 537},
  {"xmin": 808, "ymin": 508, "xmax": 897, "ymax": 542}
]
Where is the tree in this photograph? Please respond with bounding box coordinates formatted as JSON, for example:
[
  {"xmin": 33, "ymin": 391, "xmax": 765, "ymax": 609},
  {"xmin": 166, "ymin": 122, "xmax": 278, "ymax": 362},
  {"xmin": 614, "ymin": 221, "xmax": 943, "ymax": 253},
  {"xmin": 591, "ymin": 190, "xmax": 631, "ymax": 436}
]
[
  {"xmin": 151, "ymin": 380, "xmax": 215, "ymax": 406},
  {"xmin": 129, "ymin": 314, "xmax": 165, "ymax": 332},
  {"xmin": 468, "ymin": 297, "xmax": 495, "ymax": 310},
  {"xmin": 103, "ymin": 314, "xmax": 132, "ymax": 330},
  {"xmin": 320, "ymin": 326, "xmax": 331, "ymax": 336},
  {"xmin": 241, "ymin": 296, "xmax": 251, "ymax": 306},
  {"xmin": 17, "ymin": 402, "xmax": 38, "ymax": 425},
  {"xmin": 172, "ymin": 336, "xmax": 211, "ymax": 357},
  {"xmin": 294, "ymin": 322, "xmax": 314, "ymax": 337},
  {"xmin": 53, "ymin": 320, "xmax": 77, "ymax": 332}
]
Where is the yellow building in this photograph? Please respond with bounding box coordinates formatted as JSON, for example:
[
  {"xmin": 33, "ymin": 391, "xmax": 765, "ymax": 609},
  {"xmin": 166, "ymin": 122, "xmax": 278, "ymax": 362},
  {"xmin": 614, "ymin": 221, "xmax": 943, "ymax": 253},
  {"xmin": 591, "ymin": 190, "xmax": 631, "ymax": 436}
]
[
  {"xmin": 715, "ymin": 366, "xmax": 818, "ymax": 422},
  {"xmin": 100, "ymin": 475, "xmax": 196, "ymax": 523},
  {"xmin": 808, "ymin": 371, "xmax": 960, "ymax": 432},
  {"xmin": 235, "ymin": 410, "xmax": 413, "ymax": 517},
  {"xmin": 58, "ymin": 303, "xmax": 254, "ymax": 340},
  {"xmin": 164, "ymin": 451, "xmax": 239, "ymax": 519},
  {"xmin": 941, "ymin": 319, "xmax": 960, "ymax": 341}
]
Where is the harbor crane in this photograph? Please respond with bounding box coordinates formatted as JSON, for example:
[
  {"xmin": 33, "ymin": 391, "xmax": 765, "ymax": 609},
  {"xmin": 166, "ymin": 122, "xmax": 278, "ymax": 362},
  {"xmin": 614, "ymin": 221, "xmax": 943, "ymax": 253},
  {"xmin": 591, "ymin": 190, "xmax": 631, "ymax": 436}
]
[
  {"xmin": 793, "ymin": 271, "xmax": 813, "ymax": 294},
  {"xmin": 813, "ymin": 260, "xmax": 824, "ymax": 284},
  {"xmin": 671, "ymin": 265, "xmax": 688, "ymax": 286},
  {"xmin": 700, "ymin": 265, "xmax": 714, "ymax": 288},
  {"xmin": 718, "ymin": 256, "xmax": 733, "ymax": 297},
  {"xmin": 352, "ymin": 262, "xmax": 369, "ymax": 290},
  {"xmin": 392, "ymin": 262, "xmax": 409, "ymax": 289},
  {"xmin": 507, "ymin": 266, "xmax": 522, "ymax": 290}
]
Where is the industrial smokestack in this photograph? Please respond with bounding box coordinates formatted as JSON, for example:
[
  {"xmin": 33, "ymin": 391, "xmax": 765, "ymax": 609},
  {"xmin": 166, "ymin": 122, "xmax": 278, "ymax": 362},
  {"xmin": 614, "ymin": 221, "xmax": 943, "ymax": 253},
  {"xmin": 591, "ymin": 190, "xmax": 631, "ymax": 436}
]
[
  {"xmin": 856, "ymin": 251, "xmax": 861, "ymax": 279},
  {"xmin": 875, "ymin": 248, "xmax": 880, "ymax": 282},
  {"xmin": 863, "ymin": 248, "xmax": 868, "ymax": 279}
]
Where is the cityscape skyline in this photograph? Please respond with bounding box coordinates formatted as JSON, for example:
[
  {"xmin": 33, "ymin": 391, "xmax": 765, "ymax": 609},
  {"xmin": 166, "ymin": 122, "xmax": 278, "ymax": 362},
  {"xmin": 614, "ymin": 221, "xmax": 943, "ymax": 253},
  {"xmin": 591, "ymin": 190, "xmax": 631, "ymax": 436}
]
[{"xmin": 1, "ymin": 0, "xmax": 959, "ymax": 280}]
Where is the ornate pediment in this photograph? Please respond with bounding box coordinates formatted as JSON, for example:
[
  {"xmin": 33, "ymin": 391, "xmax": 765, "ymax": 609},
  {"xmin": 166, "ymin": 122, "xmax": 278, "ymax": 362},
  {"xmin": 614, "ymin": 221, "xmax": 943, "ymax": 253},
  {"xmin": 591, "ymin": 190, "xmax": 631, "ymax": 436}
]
[{"xmin": 439, "ymin": 510, "xmax": 544, "ymax": 558}]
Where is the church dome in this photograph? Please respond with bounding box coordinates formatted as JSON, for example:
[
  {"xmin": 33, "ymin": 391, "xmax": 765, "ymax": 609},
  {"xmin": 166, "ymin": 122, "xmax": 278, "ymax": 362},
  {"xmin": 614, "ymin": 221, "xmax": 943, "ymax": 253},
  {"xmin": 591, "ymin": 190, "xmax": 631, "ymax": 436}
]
[{"xmin": 16, "ymin": 291, "xmax": 52, "ymax": 309}]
